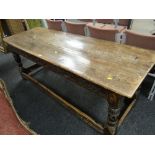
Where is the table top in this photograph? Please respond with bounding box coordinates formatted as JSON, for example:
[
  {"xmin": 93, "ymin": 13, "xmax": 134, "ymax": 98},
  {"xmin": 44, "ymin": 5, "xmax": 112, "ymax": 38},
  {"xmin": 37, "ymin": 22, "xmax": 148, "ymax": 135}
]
[{"xmin": 3, "ymin": 27, "xmax": 155, "ymax": 98}]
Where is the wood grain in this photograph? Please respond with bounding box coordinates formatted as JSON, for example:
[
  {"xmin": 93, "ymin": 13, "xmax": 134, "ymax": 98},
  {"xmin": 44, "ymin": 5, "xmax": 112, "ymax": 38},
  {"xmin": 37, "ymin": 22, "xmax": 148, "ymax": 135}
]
[{"xmin": 3, "ymin": 27, "xmax": 155, "ymax": 98}]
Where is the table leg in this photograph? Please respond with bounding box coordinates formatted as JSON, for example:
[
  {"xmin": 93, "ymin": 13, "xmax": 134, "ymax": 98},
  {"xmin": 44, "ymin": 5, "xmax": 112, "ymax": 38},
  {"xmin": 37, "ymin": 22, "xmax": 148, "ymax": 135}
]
[
  {"xmin": 105, "ymin": 92, "xmax": 122, "ymax": 135},
  {"xmin": 13, "ymin": 53, "xmax": 23, "ymax": 73}
]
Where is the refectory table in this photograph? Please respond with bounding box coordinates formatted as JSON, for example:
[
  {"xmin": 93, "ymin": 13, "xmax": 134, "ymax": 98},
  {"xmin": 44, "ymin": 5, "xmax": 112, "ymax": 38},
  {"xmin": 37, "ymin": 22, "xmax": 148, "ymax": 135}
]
[{"xmin": 4, "ymin": 27, "xmax": 155, "ymax": 134}]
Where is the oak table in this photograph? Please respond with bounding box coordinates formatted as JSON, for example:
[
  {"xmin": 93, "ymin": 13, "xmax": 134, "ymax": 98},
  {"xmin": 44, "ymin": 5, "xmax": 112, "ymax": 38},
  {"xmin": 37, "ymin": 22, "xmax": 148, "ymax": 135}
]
[{"xmin": 3, "ymin": 27, "xmax": 155, "ymax": 134}]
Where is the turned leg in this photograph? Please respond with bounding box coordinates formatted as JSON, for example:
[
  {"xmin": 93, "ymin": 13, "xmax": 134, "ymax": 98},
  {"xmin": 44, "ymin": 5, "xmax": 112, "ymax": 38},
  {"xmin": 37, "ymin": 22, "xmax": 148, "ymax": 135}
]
[{"xmin": 105, "ymin": 92, "xmax": 122, "ymax": 135}]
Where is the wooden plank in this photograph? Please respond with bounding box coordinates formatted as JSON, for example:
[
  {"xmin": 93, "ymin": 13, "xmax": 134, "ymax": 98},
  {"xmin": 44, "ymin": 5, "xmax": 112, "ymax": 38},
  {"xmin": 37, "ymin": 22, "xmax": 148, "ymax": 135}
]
[{"xmin": 3, "ymin": 27, "xmax": 155, "ymax": 98}]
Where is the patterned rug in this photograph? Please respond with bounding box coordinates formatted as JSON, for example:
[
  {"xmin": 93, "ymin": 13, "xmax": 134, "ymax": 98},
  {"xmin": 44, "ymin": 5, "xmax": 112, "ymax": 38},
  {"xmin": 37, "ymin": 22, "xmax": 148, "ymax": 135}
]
[{"xmin": 0, "ymin": 79, "xmax": 36, "ymax": 135}]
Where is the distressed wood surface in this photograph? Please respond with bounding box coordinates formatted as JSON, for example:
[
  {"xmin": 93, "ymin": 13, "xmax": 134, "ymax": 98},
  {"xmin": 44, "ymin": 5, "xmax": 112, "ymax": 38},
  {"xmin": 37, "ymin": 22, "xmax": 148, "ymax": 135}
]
[{"xmin": 3, "ymin": 27, "xmax": 155, "ymax": 98}]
